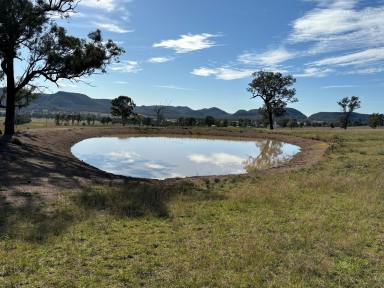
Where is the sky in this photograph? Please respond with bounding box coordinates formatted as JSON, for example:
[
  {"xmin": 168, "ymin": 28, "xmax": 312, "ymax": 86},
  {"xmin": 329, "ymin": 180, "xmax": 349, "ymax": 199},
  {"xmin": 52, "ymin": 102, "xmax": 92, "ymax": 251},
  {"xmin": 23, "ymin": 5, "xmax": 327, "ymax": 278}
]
[{"xmin": 36, "ymin": 0, "xmax": 384, "ymax": 115}]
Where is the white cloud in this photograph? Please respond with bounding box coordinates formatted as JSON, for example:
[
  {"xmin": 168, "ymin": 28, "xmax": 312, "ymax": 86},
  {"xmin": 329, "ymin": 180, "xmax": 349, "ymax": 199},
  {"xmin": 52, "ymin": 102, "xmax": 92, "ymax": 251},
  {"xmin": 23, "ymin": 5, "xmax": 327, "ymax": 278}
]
[
  {"xmin": 188, "ymin": 153, "xmax": 244, "ymax": 166},
  {"xmin": 111, "ymin": 61, "xmax": 141, "ymax": 73},
  {"xmin": 295, "ymin": 67, "xmax": 333, "ymax": 77},
  {"xmin": 191, "ymin": 67, "xmax": 217, "ymax": 77},
  {"xmin": 345, "ymin": 67, "xmax": 384, "ymax": 75},
  {"xmin": 115, "ymin": 81, "xmax": 129, "ymax": 85},
  {"xmin": 191, "ymin": 67, "xmax": 252, "ymax": 80},
  {"xmin": 276, "ymin": 0, "xmax": 384, "ymax": 76},
  {"xmin": 145, "ymin": 163, "xmax": 165, "ymax": 169},
  {"xmin": 238, "ymin": 48, "xmax": 296, "ymax": 66},
  {"xmin": 312, "ymin": 47, "xmax": 384, "ymax": 67},
  {"xmin": 94, "ymin": 22, "xmax": 133, "ymax": 33},
  {"xmin": 153, "ymin": 85, "xmax": 193, "ymax": 91},
  {"xmin": 304, "ymin": 0, "xmax": 358, "ymax": 9},
  {"xmin": 153, "ymin": 33, "xmax": 218, "ymax": 53},
  {"xmin": 108, "ymin": 151, "xmax": 140, "ymax": 163},
  {"xmin": 80, "ymin": 0, "xmax": 117, "ymax": 11},
  {"xmin": 57, "ymin": 80, "xmax": 77, "ymax": 88},
  {"xmin": 290, "ymin": 2, "xmax": 384, "ymax": 54},
  {"xmin": 148, "ymin": 57, "xmax": 174, "ymax": 64},
  {"xmin": 322, "ymin": 84, "xmax": 357, "ymax": 89}
]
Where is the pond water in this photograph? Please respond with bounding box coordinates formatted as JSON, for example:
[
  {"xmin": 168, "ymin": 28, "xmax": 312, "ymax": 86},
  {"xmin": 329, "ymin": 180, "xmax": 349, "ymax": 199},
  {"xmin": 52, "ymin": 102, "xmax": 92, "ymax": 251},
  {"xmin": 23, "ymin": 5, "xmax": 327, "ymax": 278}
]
[{"xmin": 71, "ymin": 136, "xmax": 301, "ymax": 180}]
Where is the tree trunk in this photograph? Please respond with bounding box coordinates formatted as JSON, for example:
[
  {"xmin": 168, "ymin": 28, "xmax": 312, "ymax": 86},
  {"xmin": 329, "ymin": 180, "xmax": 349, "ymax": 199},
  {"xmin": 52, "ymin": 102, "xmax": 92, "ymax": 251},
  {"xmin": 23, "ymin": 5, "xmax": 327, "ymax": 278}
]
[
  {"xmin": 4, "ymin": 57, "xmax": 16, "ymax": 137},
  {"xmin": 268, "ymin": 111, "xmax": 274, "ymax": 130},
  {"xmin": 344, "ymin": 112, "xmax": 350, "ymax": 130}
]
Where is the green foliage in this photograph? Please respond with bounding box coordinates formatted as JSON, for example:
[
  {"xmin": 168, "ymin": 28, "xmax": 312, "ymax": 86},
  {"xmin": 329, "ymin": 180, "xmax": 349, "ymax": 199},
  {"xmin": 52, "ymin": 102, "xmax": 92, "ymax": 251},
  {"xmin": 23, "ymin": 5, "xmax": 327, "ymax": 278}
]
[
  {"xmin": 205, "ymin": 115, "xmax": 215, "ymax": 126},
  {"xmin": 287, "ymin": 118, "xmax": 298, "ymax": 129},
  {"xmin": 248, "ymin": 71, "xmax": 297, "ymax": 129},
  {"xmin": 142, "ymin": 117, "xmax": 153, "ymax": 126},
  {"xmin": 338, "ymin": 96, "xmax": 361, "ymax": 129},
  {"xmin": 111, "ymin": 96, "xmax": 136, "ymax": 125},
  {"xmin": 277, "ymin": 118, "xmax": 290, "ymax": 128},
  {"xmin": 100, "ymin": 116, "xmax": 112, "ymax": 125},
  {"xmin": 368, "ymin": 113, "xmax": 384, "ymax": 128}
]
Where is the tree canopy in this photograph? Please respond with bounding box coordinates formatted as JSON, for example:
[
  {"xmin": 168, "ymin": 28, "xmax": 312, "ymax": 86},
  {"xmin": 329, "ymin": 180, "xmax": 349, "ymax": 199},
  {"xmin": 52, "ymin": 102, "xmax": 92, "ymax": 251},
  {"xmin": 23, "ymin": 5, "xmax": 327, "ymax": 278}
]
[
  {"xmin": 248, "ymin": 71, "xmax": 297, "ymax": 129},
  {"xmin": 111, "ymin": 96, "xmax": 136, "ymax": 125},
  {"xmin": 0, "ymin": 0, "xmax": 124, "ymax": 136},
  {"xmin": 368, "ymin": 113, "xmax": 384, "ymax": 129},
  {"xmin": 337, "ymin": 96, "xmax": 361, "ymax": 129}
]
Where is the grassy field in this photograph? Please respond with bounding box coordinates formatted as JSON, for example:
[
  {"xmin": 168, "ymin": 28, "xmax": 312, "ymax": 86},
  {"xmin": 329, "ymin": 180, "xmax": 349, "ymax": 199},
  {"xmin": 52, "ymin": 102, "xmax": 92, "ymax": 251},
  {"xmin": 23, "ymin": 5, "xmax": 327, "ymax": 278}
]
[{"xmin": 1, "ymin": 127, "xmax": 384, "ymax": 287}]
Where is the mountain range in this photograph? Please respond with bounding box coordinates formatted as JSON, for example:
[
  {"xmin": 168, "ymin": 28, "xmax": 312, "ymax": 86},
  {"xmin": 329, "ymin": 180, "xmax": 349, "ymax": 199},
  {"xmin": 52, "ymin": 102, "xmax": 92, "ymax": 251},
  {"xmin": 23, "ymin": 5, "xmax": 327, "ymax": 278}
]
[{"xmin": 21, "ymin": 91, "xmax": 374, "ymax": 123}]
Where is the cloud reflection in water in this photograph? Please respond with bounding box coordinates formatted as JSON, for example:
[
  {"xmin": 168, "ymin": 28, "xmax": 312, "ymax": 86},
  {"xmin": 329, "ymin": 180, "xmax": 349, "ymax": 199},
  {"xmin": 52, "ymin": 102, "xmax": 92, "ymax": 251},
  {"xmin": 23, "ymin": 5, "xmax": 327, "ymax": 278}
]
[{"xmin": 71, "ymin": 137, "xmax": 300, "ymax": 179}]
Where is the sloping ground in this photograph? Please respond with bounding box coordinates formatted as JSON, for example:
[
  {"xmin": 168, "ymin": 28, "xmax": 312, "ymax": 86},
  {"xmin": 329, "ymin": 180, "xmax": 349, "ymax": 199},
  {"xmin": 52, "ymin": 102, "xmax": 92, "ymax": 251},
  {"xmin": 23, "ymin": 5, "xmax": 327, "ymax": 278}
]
[
  {"xmin": 0, "ymin": 127, "xmax": 325, "ymax": 207},
  {"xmin": 11, "ymin": 128, "xmax": 384, "ymax": 286}
]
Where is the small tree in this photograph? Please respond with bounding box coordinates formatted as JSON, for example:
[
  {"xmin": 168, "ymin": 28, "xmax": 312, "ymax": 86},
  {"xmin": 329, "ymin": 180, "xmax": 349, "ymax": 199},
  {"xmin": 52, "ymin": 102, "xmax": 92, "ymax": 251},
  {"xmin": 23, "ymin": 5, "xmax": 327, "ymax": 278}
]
[
  {"xmin": 55, "ymin": 114, "xmax": 61, "ymax": 126},
  {"xmin": 185, "ymin": 117, "xmax": 197, "ymax": 126},
  {"xmin": 205, "ymin": 116, "xmax": 215, "ymax": 127},
  {"xmin": 248, "ymin": 71, "xmax": 297, "ymax": 130},
  {"xmin": 368, "ymin": 113, "xmax": 384, "ymax": 129},
  {"xmin": 153, "ymin": 105, "xmax": 166, "ymax": 126},
  {"xmin": 111, "ymin": 96, "xmax": 136, "ymax": 126},
  {"xmin": 143, "ymin": 117, "xmax": 152, "ymax": 126},
  {"xmin": 277, "ymin": 118, "xmax": 290, "ymax": 128},
  {"xmin": 287, "ymin": 119, "xmax": 298, "ymax": 129},
  {"xmin": 337, "ymin": 96, "xmax": 361, "ymax": 129}
]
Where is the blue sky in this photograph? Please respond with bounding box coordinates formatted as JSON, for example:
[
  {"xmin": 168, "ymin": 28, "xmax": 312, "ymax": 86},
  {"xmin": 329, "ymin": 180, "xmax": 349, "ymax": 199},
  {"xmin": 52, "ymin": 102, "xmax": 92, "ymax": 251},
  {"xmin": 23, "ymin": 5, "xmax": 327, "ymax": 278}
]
[{"xmin": 40, "ymin": 0, "xmax": 384, "ymax": 115}]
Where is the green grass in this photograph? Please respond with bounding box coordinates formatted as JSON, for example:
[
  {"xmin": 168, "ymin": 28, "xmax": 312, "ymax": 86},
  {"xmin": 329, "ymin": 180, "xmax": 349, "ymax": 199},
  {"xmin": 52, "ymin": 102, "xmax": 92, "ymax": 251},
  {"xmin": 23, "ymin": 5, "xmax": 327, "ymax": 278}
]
[
  {"xmin": 1, "ymin": 128, "xmax": 384, "ymax": 287},
  {"xmin": 0, "ymin": 117, "xmax": 110, "ymax": 131}
]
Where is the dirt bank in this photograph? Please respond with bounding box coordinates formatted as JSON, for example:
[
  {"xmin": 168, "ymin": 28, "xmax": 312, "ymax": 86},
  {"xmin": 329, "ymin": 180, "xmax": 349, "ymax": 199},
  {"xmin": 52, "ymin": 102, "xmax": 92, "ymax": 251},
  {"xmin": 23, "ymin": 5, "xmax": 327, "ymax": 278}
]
[{"xmin": 0, "ymin": 127, "xmax": 327, "ymax": 207}]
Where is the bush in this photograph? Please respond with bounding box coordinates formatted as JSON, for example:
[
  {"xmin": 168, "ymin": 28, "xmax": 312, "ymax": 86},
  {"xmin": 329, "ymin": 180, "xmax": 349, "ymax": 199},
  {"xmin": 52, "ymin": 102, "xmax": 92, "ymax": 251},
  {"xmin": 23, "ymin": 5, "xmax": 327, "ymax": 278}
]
[
  {"xmin": 287, "ymin": 119, "xmax": 298, "ymax": 129},
  {"xmin": 368, "ymin": 113, "xmax": 384, "ymax": 129},
  {"xmin": 277, "ymin": 118, "xmax": 290, "ymax": 128}
]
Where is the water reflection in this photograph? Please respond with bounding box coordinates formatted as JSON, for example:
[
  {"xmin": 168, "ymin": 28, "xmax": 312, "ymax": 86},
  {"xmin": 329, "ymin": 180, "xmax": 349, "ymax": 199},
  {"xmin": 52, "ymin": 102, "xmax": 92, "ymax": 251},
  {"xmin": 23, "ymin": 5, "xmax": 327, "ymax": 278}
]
[
  {"xmin": 244, "ymin": 140, "xmax": 290, "ymax": 171},
  {"xmin": 71, "ymin": 137, "xmax": 300, "ymax": 180}
]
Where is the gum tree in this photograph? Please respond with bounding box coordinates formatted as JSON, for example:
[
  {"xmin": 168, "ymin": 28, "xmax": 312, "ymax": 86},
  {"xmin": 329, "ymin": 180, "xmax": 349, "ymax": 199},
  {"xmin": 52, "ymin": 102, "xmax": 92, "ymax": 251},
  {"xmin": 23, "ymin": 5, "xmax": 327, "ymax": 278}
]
[
  {"xmin": 111, "ymin": 96, "xmax": 136, "ymax": 126},
  {"xmin": 337, "ymin": 96, "xmax": 361, "ymax": 129},
  {"xmin": 248, "ymin": 71, "xmax": 297, "ymax": 130},
  {"xmin": 0, "ymin": 0, "xmax": 124, "ymax": 137}
]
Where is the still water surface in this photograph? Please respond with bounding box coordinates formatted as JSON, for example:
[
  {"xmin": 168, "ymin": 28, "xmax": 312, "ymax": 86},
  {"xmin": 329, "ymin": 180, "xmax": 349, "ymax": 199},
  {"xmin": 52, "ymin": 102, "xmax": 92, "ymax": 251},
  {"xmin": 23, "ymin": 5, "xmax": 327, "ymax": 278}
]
[{"xmin": 71, "ymin": 136, "xmax": 300, "ymax": 179}]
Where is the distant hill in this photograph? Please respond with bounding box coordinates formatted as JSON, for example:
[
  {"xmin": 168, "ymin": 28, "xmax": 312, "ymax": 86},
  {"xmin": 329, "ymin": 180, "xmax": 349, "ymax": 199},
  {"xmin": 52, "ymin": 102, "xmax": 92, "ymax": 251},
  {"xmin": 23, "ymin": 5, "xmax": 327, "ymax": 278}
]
[
  {"xmin": 26, "ymin": 91, "xmax": 111, "ymax": 113},
  {"xmin": 4, "ymin": 90, "xmax": 382, "ymax": 124},
  {"xmin": 232, "ymin": 108, "xmax": 307, "ymax": 121},
  {"xmin": 308, "ymin": 112, "xmax": 370, "ymax": 124},
  {"xmin": 134, "ymin": 106, "xmax": 231, "ymax": 119},
  {"xmin": 22, "ymin": 91, "xmax": 309, "ymax": 120}
]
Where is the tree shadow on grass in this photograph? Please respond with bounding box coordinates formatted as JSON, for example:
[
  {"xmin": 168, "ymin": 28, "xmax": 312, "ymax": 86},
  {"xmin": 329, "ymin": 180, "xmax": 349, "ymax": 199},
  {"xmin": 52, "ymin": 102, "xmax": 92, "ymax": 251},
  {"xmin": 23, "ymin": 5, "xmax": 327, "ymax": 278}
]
[
  {"xmin": 0, "ymin": 179, "xmax": 226, "ymax": 243},
  {"xmin": 0, "ymin": 136, "xmax": 119, "ymax": 193},
  {"xmin": 0, "ymin": 191, "xmax": 75, "ymax": 242},
  {"xmin": 74, "ymin": 180, "xmax": 226, "ymax": 218}
]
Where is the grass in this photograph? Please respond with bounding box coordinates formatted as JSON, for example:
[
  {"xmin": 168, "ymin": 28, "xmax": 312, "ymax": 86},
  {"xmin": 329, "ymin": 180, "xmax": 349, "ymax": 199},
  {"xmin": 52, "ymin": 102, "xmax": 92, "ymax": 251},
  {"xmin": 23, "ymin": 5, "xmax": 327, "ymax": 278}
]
[
  {"xmin": 0, "ymin": 117, "xmax": 110, "ymax": 132},
  {"xmin": 1, "ymin": 127, "xmax": 384, "ymax": 287}
]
